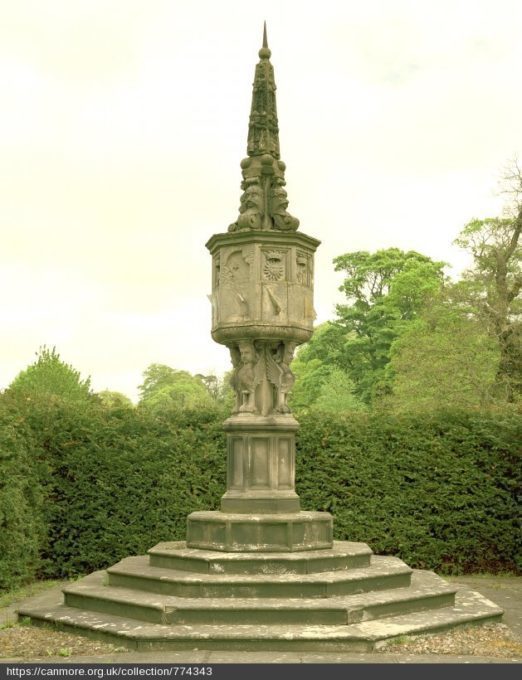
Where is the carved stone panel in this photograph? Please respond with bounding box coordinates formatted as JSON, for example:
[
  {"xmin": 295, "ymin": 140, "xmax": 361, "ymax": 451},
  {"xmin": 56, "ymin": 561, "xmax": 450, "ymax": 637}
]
[
  {"xmin": 288, "ymin": 283, "xmax": 316, "ymax": 326},
  {"xmin": 296, "ymin": 250, "xmax": 313, "ymax": 287},
  {"xmin": 262, "ymin": 283, "xmax": 288, "ymax": 323},
  {"xmin": 230, "ymin": 437, "xmax": 244, "ymax": 489},
  {"xmin": 277, "ymin": 437, "xmax": 293, "ymax": 488},
  {"xmin": 262, "ymin": 249, "xmax": 287, "ymax": 282},
  {"xmin": 250, "ymin": 437, "xmax": 270, "ymax": 488},
  {"xmin": 206, "ymin": 231, "xmax": 319, "ymax": 345},
  {"xmin": 219, "ymin": 247, "xmax": 254, "ymax": 323}
]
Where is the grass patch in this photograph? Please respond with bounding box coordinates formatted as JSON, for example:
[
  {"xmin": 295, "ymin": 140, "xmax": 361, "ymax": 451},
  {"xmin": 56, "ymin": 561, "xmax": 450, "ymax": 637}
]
[
  {"xmin": 378, "ymin": 634, "xmax": 412, "ymax": 648},
  {"xmin": 0, "ymin": 581, "xmax": 65, "ymax": 609}
]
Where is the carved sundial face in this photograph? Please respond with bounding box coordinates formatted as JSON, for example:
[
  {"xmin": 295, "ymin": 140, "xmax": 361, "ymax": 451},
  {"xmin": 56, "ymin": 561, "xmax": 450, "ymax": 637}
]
[{"xmin": 263, "ymin": 250, "xmax": 285, "ymax": 281}]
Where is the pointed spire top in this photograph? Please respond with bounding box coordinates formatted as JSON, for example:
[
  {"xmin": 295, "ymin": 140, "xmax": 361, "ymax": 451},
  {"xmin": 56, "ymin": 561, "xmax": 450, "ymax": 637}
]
[
  {"xmin": 259, "ymin": 21, "xmax": 271, "ymax": 59},
  {"xmin": 227, "ymin": 26, "xmax": 300, "ymax": 232}
]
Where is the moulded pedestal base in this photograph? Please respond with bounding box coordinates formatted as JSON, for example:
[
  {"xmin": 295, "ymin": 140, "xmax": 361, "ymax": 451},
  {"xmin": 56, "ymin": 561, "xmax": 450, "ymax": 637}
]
[{"xmin": 220, "ymin": 490, "xmax": 300, "ymax": 513}]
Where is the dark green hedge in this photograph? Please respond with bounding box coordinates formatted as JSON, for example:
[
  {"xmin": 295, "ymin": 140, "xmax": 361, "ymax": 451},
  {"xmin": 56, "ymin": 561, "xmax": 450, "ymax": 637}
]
[
  {"xmin": 0, "ymin": 395, "xmax": 519, "ymax": 589},
  {"xmin": 0, "ymin": 399, "xmax": 45, "ymax": 590},
  {"xmin": 21, "ymin": 400, "xmax": 227, "ymax": 578},
  {"xmin": 296, "ymin": 410, "xmax": 521, "ymax": 574}
]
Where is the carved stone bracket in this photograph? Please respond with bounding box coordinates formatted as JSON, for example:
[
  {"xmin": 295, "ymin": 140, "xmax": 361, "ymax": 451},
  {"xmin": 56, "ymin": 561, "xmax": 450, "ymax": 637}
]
[{"xmin": 229, "ymin": 156, "xmax": 299, "ymax": 233}]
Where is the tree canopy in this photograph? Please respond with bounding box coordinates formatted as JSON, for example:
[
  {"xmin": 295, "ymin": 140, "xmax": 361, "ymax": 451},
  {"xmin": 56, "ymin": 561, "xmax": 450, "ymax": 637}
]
[
  {"xmin": 297, "ymin": 249, "xmax": 447, "ymax": 407},
  {"xmin": 7, "ymin": 346, "xmax": 92, "ymax": 404},
  {"xmin": 138, "ymin": 364, "xmax": 217, "ymax": 412},
  {"xmin": 454, "ymin": 212, "xmax": 521, "ymax": 401},
  {"xmin": 386, "ymin": 300, "xmax": 500, "ymax": 411},
  {"xmin": 95, "ymin": 390, "xmax": 134, "ymax": 409}
]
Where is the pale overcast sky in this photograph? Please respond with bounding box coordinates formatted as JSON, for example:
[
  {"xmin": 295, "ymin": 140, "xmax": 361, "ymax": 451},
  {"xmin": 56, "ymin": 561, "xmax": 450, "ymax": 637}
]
[{"xmin": 1, "ymin": 0, "xmax": 520, "ymax": 400}]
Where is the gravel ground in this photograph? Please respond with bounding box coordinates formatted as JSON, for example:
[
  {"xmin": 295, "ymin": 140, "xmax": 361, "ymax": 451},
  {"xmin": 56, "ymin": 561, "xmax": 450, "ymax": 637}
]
[
  {"xmin": 1, "ymin": 621, "xmax": 521, "ymax": 661},
  {"xmin": 377, "ymin": 622, "xmax": 522, "ymax": 658},
  {"xmin": 0, "ymin": 624, "xmax": 126, "ymax": 660}
]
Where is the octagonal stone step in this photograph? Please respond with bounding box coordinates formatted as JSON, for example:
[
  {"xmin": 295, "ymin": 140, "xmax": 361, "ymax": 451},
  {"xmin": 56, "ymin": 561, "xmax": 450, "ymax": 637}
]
[
  {"xmin": 19, "ymin": 587, "xmax": 503, "ymax": 652},
  {"xmin": 147, "ymin": 540, "xmax": 372, "ymax": 575},
  {"xmin": 63, "ymin": 569, "xmax": 456, "ymax": 626},
  {"xmin": 106, "ymin": 555, "xmax": 412, "ymax": 599}
]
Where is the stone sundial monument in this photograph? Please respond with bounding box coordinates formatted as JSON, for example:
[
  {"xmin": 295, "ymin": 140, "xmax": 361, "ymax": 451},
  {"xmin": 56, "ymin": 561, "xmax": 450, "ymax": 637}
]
[{"xmin": 21, "ymin": 26, "xmax": 502, "ymax": 651}]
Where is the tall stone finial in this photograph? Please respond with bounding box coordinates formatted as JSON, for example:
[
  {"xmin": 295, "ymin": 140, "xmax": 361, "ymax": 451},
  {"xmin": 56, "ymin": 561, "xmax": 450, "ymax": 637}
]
[
  {"xmin": 248, "ymin": 23, "xmax": 279, "ymax": 159},
  {"xmin": 229, "ymin": 24, "xmax": 299, "ymax": 233}
]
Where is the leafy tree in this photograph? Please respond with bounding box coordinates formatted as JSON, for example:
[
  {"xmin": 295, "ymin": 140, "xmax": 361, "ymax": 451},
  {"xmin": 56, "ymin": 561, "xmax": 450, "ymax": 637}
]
[
  {"xmin": 195, "ymin": 372, "xmax": 235, "ymax": 408},
  {"xmin": 454, "ymin": 168, "xmax": 521, "ymax": 401},
  {"xmin": 292, "ymin": 322, "xmax": 346, "ymax": 367},
  {"xmin": 95, "ymin": 390, "xmax": 134, "ymax": 409},
  {"xmin": 332, "ymin": 249, "xmax": 446, "ymax": 404},
  {"xmin": 138, "ymin": 364, "xmax": 215, "ymax": 412},
  {"xmin": 7, "ymin": 346, "xmax": 91, "ymax": 403},
  {"xmin": 310, "ymin": 367, "xmax": 365, "ymax": 413},
  {"xmin": 291, "ymin": 342, "xmax": 365, "ymax": 413},
  {"xmin": 386, "ymin": 300, "xmax": 500, "ymax": 412}
]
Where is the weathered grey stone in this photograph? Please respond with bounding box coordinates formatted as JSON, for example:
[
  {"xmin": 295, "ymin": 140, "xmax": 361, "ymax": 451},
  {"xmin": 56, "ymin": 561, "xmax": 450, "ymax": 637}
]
[
  {"xmin": 186, "ymin": 511, "xmax": 333, "ymax": 552},
  {"xmin": 60, "ymin": 569, "xmax": 456, "ymax": 626},
  {"xmin": 147, "ymin": 540, "xmax": 372, "ymax": 574},
  {"xmin": 104, "ymin": 553, "xmax": 412, "ymax": 599},
  {"xmin": 18, "ymin": 577, "xmax": 503, "ymax": 652},
  {"xmin": 206, "ymin": 231, "xmax": 319, "ymax": 348},
  {"xmin": 220, "ymin": 417, "xmax": 301, "ymax": 514}
]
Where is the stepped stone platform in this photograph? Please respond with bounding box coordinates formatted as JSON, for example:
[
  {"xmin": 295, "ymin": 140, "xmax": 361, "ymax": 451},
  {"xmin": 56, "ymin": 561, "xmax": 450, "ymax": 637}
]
[{"xmin": 18, "ymin": 540, "xmax": 503, "ymax": 652}]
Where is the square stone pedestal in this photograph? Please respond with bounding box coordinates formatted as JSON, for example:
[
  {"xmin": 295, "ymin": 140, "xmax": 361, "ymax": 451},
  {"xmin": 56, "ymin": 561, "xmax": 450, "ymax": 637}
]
[{"xmin": 220, "ymin": 415, "xmax": 301, "ymax": 514}]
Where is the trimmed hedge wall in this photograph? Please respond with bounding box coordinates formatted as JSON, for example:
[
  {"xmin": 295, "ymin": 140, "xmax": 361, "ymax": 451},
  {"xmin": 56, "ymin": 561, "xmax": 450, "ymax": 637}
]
[
  {"xmin": 19, "ymin": 400, "xmax": 227, "ymax": 579},
  {"xmin": 296, "ymin": 410, "xmax": 521, "ymax": 574},
  {"xmin": 0, "ymin": 399, "xmax": 45, "ymax": 590},
  {"xmin": 0, "ymin": 395, "xmax": 519, "ymax": 590}
]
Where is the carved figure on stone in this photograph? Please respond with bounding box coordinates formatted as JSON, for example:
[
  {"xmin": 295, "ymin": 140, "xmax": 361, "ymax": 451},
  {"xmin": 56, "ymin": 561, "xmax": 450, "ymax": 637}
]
[
  {"xmin": 228, "ymin": 344, "xmax": 242, "ymax": 413},
  {"xmin": 265, "ymin": 344, "xmax": 283, "ymax": 411},
  {"xmin": 275, "ymin": 341, "xmax": 297, "ymax": 413},
  {"xmin": 296, "ymin": 252, "xmax": 310, "ymax": 286},
  {"xmin": 220, "ymin": 250, "xmax": 251, "ymax": 321},
  {"xmin": 221, "ymin": 251, "xmax": 250, "ymax": 285},
  {"xmin": 229, "ymin": 183, "xmax": 264, "ymax": 232},
  {"xmin": 263, "ymin": 341, "xmax": 297, "ymax": 414},
  {"xmin": 237, "ymin": 340, "xmax": 260, "ymax": 413},
  {"xmin": 270, "ymin": 183, "xmax": 299, "ymax": 231},
  {"xmin": 207, "ymin": 293, "xmax": 219, "ymax": 327}
]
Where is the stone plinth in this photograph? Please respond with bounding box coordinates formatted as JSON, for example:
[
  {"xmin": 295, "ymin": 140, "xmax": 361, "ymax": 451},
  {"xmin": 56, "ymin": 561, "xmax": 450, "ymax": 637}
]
[
  {"xmin": 221, "ymin": 415, "xmax": 299, "ymax": 513},
  {"xmin": 186, "ymin": 511, "xmax": 333, "ymax": 553}
]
